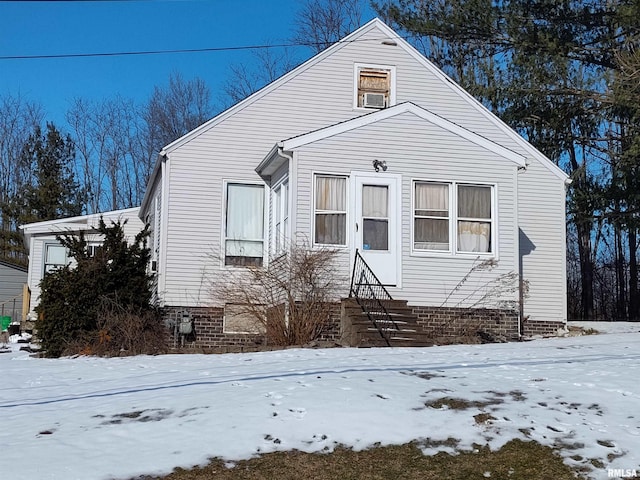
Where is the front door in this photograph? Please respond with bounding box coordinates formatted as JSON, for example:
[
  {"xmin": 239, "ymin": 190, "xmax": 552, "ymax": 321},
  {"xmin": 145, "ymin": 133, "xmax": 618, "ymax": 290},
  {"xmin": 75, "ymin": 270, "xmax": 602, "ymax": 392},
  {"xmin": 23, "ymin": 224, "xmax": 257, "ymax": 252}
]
[{"xmin": 353, "ymin": 173, "xmax": 401, "ymax": 286}]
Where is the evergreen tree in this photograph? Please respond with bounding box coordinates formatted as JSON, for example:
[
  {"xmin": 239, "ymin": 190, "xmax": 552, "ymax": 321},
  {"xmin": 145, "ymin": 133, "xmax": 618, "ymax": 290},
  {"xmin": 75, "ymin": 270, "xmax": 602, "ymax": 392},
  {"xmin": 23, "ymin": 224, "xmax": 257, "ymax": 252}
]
[
  {"xmin": 36, "ymin": 219, "xmax": 154, "ymax": 357},
  {"xmin": 16, "ymin": 123, "xmax": 87, "ymax": 225}
]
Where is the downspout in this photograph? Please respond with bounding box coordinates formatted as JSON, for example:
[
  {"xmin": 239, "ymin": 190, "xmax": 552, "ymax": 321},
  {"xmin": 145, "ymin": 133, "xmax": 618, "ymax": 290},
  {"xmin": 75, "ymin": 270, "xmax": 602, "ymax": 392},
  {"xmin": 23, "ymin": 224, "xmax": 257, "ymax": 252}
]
[
  {"xmin": 277, "ymin": 145, "xmax": 294, "ymax": 333},
  {"xmin": 516, "ymin": 162, "xmax": 528, "ymax": 339}
]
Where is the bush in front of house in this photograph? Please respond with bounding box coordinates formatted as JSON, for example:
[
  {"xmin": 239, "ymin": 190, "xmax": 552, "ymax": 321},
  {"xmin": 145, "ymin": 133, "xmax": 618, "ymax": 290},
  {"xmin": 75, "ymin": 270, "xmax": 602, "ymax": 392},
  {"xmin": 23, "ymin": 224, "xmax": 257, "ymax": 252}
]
[
  {"xmin": 36, "ymin": 219, "xmax": 166, "ymax": 357},
  {"xmin": 214, "ymin": 244, "xmax": 346, "ymax": 346}
]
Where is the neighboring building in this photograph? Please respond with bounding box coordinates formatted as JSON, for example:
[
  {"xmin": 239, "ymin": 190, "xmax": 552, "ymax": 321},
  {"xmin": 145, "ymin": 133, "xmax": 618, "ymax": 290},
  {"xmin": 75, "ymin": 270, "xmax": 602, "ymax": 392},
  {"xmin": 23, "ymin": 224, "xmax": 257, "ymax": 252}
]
[
  {"xmin": 0, "ymin": 260, "xmax": 28, "ymax": 330},
  {"xmin": 139, "ymin": 18, "xmax": 569, "ymax": 348},
  {"xmin": 20, "ymin": 208, "xmax": 143, "ymax": 326}
]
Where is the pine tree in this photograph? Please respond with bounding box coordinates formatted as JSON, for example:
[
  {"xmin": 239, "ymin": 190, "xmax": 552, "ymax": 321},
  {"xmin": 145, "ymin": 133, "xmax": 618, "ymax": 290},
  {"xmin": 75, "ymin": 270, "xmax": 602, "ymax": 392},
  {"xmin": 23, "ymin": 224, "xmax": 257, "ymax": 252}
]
[
  {"xmin": 36, "ymin": 219, "xmax": 155, "ymax": 357},
  {"xmin": 16, "ymin": 123, "xmax": 87, "ymax": 225}
]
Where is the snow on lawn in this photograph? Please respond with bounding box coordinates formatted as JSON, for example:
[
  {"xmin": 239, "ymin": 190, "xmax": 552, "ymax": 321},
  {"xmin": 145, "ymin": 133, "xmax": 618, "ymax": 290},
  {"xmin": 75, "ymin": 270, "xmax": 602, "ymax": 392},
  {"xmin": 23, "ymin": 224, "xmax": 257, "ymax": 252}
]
[{"xmin": 1, "ymin": 331, "xmax": 640, "ymax": 480}]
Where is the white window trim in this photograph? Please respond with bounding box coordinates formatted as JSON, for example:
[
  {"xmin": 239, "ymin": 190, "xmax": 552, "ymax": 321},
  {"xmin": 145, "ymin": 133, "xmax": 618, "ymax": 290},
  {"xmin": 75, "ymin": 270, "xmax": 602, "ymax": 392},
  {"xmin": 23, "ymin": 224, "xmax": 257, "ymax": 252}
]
[
  {"xmin": 42, "ymin": 242, "xmax": 69, "ymax": 276},
  {"xmin": 411, "ymin": 179, "xmax": 498, "ymax": 258},
  {"xmin": 311, "ymin": 172, "xmax": 349, "ymax": 249},
  {"xmin": 353, "ymin": 63, "xmax": 397, "ymax": 111},
  {"xmin": 221, "ymin": 180, "xmax": 268, "ymax": 269},
  {"xmin": 271, "ymin": 176, "xmax": 290, "ymax": 257}
]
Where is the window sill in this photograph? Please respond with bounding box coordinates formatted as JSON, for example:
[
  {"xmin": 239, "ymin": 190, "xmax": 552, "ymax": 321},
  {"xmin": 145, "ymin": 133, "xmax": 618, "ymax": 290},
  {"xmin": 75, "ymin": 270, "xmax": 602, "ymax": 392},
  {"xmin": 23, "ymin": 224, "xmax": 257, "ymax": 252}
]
[
  {"xmin": 410, "ymin": 249, "xmax": 497, "ymax": 260},
  {"xmin": 352, "ymin": 105, "xmax": 393, "ymax": 113}
]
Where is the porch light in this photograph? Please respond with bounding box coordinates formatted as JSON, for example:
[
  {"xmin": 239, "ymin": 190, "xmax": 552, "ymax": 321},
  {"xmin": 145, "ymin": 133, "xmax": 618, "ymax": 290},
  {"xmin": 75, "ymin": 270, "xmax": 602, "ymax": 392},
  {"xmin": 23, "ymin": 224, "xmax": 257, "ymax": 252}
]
[{"xmin": 373, "ymin": 159, "xmax": 387, "ymax": 172}]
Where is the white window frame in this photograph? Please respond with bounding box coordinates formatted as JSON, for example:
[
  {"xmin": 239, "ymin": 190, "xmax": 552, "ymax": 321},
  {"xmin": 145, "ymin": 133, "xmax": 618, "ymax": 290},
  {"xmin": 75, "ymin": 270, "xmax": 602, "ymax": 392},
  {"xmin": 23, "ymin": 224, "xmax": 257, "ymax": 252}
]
[
  {"xmin": 271, "ymin": 177, "xmax": 290, "ymax": 256},
  {"xmin": 312, "ymin": 173, "xmax": 349, "ymax": 248},
  {"xmin": 411, "ymin": 179, "xmax": 497, "ymax": 257},
  {"xmin": 353, "ymin": 63, "xmax": 396, "ymax": 111},
  {"xmin": 43, "ymin": 242, "xmax": 69, "ymax": 275},
  {"xmin": 222, "ymin": 180, "xmax": 267, "ymax": 268}
]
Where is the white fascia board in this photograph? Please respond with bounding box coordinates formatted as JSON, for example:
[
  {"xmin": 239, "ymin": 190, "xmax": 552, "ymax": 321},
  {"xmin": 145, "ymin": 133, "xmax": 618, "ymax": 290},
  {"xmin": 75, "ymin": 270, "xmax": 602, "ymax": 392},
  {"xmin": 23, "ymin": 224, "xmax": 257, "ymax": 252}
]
[
  {"xmin": 19, "ymin": 207, "xmax": 140, "ymax": 233},
  {"xmin": 281, "ymin": 102, "xmax": 526, "ymax": 167},
  {"xmin": 140, "ymin": 152, "xmax": 165, "ymax": 217},
  {"xmin": 372, "ymin": 21, "xmax": 569, "ymax": 183}
]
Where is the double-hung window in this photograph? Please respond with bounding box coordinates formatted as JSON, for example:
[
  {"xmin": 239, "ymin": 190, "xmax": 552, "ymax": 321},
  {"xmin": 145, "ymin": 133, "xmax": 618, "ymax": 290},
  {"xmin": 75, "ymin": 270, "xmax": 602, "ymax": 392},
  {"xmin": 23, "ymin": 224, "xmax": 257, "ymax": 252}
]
[
  {"xmin": 225, "ymin": 183, "xmax": 265, "ymax": 266},
  {"xmin": 414, "ymin": 181, "xmax": 493, "ymax": 254},
  {"xmin": 272, "ymin": 179, "xmax": 289, "ymax": 254},
  {"xmin": 314, "ymin": 175, "xmax": 347, "ymax": 246},
  {"xmin": 457, "ymin": 185, "xmax": 492, "ymax": 253}
]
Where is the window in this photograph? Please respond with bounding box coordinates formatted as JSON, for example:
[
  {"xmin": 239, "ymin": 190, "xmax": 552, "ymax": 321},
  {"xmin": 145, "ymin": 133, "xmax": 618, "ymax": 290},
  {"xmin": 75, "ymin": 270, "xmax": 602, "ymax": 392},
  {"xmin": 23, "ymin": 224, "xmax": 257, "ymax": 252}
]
[
  {"xmin": 223, "ymin": 304, "xmax": 265, "ymax": 334},
  {"xmin": 225, "ymin": 183, "xmax": 265, "ymax": 266},
  {"xmin": 356, "ymin": 65, "xmax": 393, "ymax": 109},
  {"xmin": 413, "ymin": 182, "xmax": 493, "ymax": 254},
  {"xmin": 414, "ymin": 183, "xmax": 450, "ymax": 251},
  {"xmin": 314, "ymin": 175, "xmax": 347, "ymax": 246},
  {"xmin": 457, "ymin": 185, "xmax": 492, "ymax": 253},
  {"xmin": 44, "ymin": 244, "xmax": 68, "ymax": 273},
  {"xmin": 272, "ymin": 179, "xmax": 289, "ymax": 254}
]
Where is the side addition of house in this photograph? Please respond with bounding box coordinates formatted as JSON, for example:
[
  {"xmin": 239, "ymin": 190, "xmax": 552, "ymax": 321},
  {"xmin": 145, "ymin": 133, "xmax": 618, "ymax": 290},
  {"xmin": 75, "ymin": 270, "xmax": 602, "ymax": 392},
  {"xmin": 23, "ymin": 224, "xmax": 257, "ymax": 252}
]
[
  {"xmin": 20, "ymin": 208, "xmax": 144, "ymax": 330},
  {"xmin": 140, "ymin": 19, "xmax": 569, "ymax": 348}
]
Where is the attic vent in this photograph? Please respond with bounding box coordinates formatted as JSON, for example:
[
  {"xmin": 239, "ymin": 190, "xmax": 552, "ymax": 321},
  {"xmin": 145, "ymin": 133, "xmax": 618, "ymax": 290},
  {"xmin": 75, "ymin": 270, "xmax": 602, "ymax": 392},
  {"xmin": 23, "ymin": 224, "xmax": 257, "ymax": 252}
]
[{"xmin": 356, "ymin": 66, "xmax": 392, "ymax": 109}]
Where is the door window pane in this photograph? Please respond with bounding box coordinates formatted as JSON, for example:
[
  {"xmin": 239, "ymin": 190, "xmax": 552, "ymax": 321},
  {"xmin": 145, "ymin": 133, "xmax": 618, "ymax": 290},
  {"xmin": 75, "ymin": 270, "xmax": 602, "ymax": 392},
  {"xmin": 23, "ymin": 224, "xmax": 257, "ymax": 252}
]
[{"xmin": 362, "ymin": 185, "xmax": 388, "ymax": 251}]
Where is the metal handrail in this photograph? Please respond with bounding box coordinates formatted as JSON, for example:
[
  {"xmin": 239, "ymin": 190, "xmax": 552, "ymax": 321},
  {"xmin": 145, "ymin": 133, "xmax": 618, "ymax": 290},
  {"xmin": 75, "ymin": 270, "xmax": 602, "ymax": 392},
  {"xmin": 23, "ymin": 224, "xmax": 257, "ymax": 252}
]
[{"xmin": 349, "ymin": 249, "xmax": 399, "ymax": 345}]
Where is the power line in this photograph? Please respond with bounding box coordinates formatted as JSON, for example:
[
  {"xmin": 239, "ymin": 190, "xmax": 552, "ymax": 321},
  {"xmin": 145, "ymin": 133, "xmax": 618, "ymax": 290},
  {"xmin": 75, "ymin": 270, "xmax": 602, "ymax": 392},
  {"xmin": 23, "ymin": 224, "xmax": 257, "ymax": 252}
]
[{"xmin": 0, "ymin": 37, "xmax": 402, "ymax": 61}]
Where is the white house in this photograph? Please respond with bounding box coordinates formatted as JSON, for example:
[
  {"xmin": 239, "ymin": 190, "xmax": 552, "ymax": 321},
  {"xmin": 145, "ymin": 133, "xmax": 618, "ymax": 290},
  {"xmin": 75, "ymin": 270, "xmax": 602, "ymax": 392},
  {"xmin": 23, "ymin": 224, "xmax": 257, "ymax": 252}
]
[
  {"xmin": 139, "ymin": 18, "xmax": 568, "ymax": 348},
  {"xmin": 20, "ymin": 207, "xmax": 143, "ymax": 327}
]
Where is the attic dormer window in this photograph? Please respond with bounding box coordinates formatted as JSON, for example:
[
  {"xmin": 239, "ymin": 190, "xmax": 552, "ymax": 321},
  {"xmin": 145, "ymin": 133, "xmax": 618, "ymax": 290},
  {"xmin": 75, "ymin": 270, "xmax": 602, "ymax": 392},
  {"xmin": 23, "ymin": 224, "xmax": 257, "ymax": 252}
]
[{"xmin": 355, "ymin": 64, "xmax": 395, "ymax": 109}]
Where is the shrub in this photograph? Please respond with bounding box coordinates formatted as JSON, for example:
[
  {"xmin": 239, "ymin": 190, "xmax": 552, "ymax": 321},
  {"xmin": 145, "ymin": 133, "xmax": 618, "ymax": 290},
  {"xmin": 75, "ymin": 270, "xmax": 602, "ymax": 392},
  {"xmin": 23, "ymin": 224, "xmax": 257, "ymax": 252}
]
[
  {"xmin": 213, "ymin": 244, "xmax": 345, "ymax": 346},
  {"xmin": 36, "ymin": 218, "xmax": 160, "ymax": 357}
]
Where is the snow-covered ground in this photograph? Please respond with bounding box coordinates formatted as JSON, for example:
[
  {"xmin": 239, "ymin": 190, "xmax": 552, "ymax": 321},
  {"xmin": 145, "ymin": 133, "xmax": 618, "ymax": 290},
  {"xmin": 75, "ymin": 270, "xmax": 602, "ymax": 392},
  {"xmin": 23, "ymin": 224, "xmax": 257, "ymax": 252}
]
[{"xmin": 1, "ymin": 326, "xmax": 639, "ymax": 480}]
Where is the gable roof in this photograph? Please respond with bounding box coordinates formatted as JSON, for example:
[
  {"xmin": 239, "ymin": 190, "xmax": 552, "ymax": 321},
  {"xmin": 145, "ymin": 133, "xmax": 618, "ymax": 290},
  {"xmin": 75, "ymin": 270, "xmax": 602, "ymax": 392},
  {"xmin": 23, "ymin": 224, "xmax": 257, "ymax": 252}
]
[
  {"xmin": 142, "ymin": 18, "xmax": 568, "ymax": 213},
  {"xmin": 285, "ymin": 102, "xmax": 525, "ymax": 164},
  {"xmin": 257, "ymin": 102, "xmax": 525, "ymax": 177}
]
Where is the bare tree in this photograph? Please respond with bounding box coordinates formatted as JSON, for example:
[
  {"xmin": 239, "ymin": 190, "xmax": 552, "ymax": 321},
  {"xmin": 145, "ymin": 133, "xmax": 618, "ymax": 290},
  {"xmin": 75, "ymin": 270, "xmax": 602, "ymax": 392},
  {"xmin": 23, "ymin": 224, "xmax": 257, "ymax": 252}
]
[
  {"xmin": 66, "ymin": 74, "xmax": 214, "ymax": 213},
  {"xmin": 0, "ymin": 94, "xmax": 43, "ymax": 262},
  {"xmin": 223, "ymin": 47, "xmax": 298, "ymax": 105},
  {"xmin": 293, "ymin": 0, "xmax": 364, "ymax": 53},
  {"xmin": 141, "ymin": 72, "xmax": 214, "ymax": 155},
  {"xmin": 67, "ymin": 96, "xmax": 139, "ymax": 212}
]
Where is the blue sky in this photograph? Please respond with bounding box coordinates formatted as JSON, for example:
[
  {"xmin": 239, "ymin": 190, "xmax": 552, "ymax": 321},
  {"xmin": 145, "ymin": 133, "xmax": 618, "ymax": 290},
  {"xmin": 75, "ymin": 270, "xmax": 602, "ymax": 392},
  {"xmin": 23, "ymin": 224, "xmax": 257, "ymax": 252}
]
[{"xmin": 0, "ymin": 0, "xmax": 375, "ymax": 127}]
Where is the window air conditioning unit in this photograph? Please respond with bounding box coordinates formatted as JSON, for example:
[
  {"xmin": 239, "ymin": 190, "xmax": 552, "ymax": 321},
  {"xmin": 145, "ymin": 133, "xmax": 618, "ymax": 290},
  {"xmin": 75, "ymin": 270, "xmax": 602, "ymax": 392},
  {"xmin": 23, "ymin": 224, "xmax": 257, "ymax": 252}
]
[{"xmin": 363, "ymin": 92, "xmax": 386, "ymax": 108}]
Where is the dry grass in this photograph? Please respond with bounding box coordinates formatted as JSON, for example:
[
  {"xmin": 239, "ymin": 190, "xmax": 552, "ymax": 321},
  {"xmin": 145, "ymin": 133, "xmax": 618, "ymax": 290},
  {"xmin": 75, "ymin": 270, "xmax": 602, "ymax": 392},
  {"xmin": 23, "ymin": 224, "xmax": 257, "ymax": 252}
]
[{"xmin": 131, "ymin": 439, "xmax": 586, "ymax": 480}]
